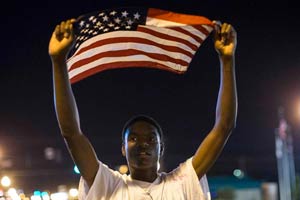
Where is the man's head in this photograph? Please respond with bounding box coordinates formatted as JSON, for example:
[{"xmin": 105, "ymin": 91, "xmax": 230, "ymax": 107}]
[{"xmin": 121, "ymin": 115, "xmax": 164, "ymax": 171}]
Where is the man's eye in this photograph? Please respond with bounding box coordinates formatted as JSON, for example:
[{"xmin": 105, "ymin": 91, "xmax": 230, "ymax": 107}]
[
  {"xmin": 149, "ymin": 137, "xmax": 157, "ymax": 143},
  {"xmin": 129, "ymin": 137, "xmax": 137, "ymax": 142}
]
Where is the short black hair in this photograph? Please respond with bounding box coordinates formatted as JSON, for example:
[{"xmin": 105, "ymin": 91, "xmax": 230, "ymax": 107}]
[{"xmin": 121, "ymin": 114, "xmax": 164, "ymax": 143}]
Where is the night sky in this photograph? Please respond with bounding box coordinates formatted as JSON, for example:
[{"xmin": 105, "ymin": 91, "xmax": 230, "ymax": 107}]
[{"xmin": 0, "ymin": 0, "xmax": 299, "ymax": 193}]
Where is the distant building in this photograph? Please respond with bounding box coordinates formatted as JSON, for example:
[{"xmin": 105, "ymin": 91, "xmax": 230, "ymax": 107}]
[{"xmin": 208, "ymin": 176, "xmax": 277, "ymax": 200}]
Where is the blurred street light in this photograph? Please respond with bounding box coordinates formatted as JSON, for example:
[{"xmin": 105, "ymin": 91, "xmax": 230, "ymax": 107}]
[
  {"xmin": 7, "ymin": 188, "xmax": 20, "ymax": 200},
  {"xmin": 1, "ymin": 176, "xmax": 11, "ymax": 187},
  {"xmin": 73, "ymin": 165, "xmax": 80, "ymax": 174},
  {"xmin": 0, "ymin": 146, "xmax": 3, "ymax": 160},
  {"xmin": 118, "ymin": 165, "xmax": 129, "ymax": 174},
  {"xmin": 297, "ymin": 100, "xmax": 300, "ymax": 120},
  {"xmin": 69, "ymin": 188, "xmax": 78, "ymax": 199},
  {"xmin": 233, "ymin": 169, "xmax": 245, "ymax": 179}
]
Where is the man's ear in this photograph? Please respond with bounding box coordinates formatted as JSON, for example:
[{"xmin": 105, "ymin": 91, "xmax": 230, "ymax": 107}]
[
  {"xmin": 160, "ymin": 143, "xmax": 164, "ymax": 156},
  {"xmin": 121, "ymin": 143, "xmax": 126, "ymax": 157}
]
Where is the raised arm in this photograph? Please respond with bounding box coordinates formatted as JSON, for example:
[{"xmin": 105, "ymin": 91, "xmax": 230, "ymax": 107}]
[
  {"xmin": 48, "ymin": 19, "xmax": 99, "ymax": 187},
  {"xmin": 192, "ymin": 21, "xmax": 238, "ymax": 178}
]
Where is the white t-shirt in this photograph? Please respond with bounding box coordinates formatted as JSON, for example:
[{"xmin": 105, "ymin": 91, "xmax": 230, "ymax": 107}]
[{"xmin": 78, "ymin": 157, "xmax": 211, "ymax": 200}]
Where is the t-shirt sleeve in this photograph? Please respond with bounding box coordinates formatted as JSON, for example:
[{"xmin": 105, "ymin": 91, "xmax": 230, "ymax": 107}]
[
  {"xmin": 78, "ymin": 161, "xmax": 123, "ymax": 200},
  {"xmin": 166, "ymin": 157, "xmax": 211, "ymax": 199}
]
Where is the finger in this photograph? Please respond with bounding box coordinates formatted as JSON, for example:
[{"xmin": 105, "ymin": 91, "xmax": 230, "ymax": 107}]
[
  {"xmin": 212, "ymin": 20, "xmax": 221, "ymax": 29},
  {"xmin": 221, "ymin": 23, "xmax": 229, "ymax": 37},
  {"xmin": 224, "ymin": 23, "xmax": 231, "ymax": 40},
  {"xmin": 65, "ymin": 19, "xmax": 76, "ymax": 38},
  {"xmin": 212, "ymin": 20, "xmax": 222, "ymax": 40},
  {"xmin": 219, "ymin": 23, "xmax": 226, "ymax": 43},
  {"xmin": 54, "ymin": 25, "xmax": 60, "ymax": 36},
  {"xmin": 64, "ymin": 20, "xmax": 72, "ymax": 38},
  {"xmin": 228, "ymin": 25, "xmax": 237, "ymax": 43},
  {"xmin": 225, "ymin": 23, "xmax": 231, "ymax": 33},
  {"xmin": 66, "ymin": 18, "xmax": 76, "ymax": 26},
  {"xmin": 54, "ymin": 24, "xmax": 65, "ymax": 41},
  {"xmin": 60, "ymin": 21, "xmax": 66, "ymax": 35},
  {"xmin": 221, "ymin": 23, "xmax": 233, "ymax": 43}
]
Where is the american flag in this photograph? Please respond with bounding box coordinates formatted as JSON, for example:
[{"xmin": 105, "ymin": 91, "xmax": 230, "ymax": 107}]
[{"xmin": 67, "ymin": 7, "xmax": 214, "ymax": 84}]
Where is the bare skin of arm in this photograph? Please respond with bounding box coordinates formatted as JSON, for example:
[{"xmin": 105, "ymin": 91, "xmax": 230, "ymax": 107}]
[
  {"xmin": 192, "ymin": 21, "xmax": 238, "ymax": 179},
  {"xmin": 48, "ymin": 19, "xmax": 99, "ymax": 187}
]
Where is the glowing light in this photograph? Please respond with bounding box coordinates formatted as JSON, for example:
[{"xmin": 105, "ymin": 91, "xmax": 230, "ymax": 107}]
[
  {"xmin": 118, "ymin": 165, "xmax": 128, "ymax": 174},
  {"xmin": 42, "ymin": 196, "xmax": 50, "ymax": 200},
  {"xmin": 297, "ymin": 101, "xmax": 300, "ymax": 119},
  {"xmin": 233, "ymin": 169, "xmax": 245, "ymax": 179},
  {"xmin": 33, "ymin": 190, "xmax": 41, "ymax": 196},
  {"xmin": 0, "ymin": 146, "xmax": 3, "ymax": 159},
  {"xmin": 30, "ymin": 195, "xmax": 41, "ymax": 200},
  {"xmin": 50, "ymin": 192, "xmax": 68, "ymax": 200},
  {"xmin": 19, "ymin": 193, "xmax": 26, "ymax": 199},
  {"xmin": 41, "ymin": 192, "xmax": 48, "ymax": 196},
  {"xmin": 69, "ymin": 188, "xmax": 78, "ymax": 197},
  {"xmin": 41, "ymin": 191, "xmax": 50, "ymax": 200},
  {"xmin": 73, "ymin": 165, "xmax": 80, "ymax": 174},
  {"xmin": 1, "ymin": 176, "xmax": 11, "ymax": 187},
  {"xmin": 44, "ymin": 147, "xmax": 56, "ymax": 160},
  {"xmin": 7, "ymin": 188, "xmax": 17, "ymax": 195},
  {"xmin": 7, "ymin": 188, "xmax": 20, "ymax": 200}
]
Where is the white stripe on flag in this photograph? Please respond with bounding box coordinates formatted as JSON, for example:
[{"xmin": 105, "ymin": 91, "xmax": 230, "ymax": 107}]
[
  {"xmin": 71, "ymin": 29, "xmax": 197, "ymax": 58},
  {"xmin": 146, "ymin": 16, "xmax": 187, "ymax": 27},
  {"xmin": 180, "ymin": 25, "xmax": 213, "ymax": 41},
  {"xmin": 67, "ymin": 42, "xmax": 193, "ymax": 68},
  {"xmin": 68, "ymin": 54, "xmax": 188, "ymax": 79},
  {"xmin": 67, "ymin": 29, "xmax": 198, "ymax": 68},
  {"xmin": 139, "ymin": 25, "xmax": 201, "ymax": 46}
]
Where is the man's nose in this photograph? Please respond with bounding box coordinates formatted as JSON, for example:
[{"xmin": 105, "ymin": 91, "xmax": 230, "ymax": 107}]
[{"xmin": 138, "ymin": 140, "xmax": 150, "ymax": 147}]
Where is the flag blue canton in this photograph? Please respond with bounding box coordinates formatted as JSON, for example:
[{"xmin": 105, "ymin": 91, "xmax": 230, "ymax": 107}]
[{"xmin": 70, "ymin": 7, "xmax": 148, "ymax": 57}]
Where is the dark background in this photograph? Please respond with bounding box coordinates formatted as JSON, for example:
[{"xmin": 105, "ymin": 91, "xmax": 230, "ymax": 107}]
[{"xmin": 0, "ymin": 0, "xmax": 299, "ymax": 194}]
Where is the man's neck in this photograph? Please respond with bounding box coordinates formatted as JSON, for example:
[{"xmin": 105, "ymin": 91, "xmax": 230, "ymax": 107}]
[{"xmin": 130, "ymin": 168, "xmax": 158, "ymax": 183}]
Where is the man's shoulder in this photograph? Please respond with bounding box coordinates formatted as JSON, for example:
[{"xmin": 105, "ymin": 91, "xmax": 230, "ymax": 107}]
[{"xmin": 161, "ymin": 157, "xmax": 193, "ymax": 177}]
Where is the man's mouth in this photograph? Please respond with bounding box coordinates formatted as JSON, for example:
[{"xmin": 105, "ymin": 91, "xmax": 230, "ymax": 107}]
[{"xmin": 137, "ymin": 151, "xmax": 151, "ymax": 156}]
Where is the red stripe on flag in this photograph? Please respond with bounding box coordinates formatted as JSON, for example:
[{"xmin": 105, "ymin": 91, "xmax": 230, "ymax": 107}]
[
  {"xmin": 69, "ymin": 49, "xmax": 189, "ymax": 71},
  {"xmin": 148, "ymin": 8, "xmax": 213, "ymax": 25},
  {"xmin": 70, "ymin": 61, "xmax": 185, "ymax": 84},
  {"xmin": 137, "ymin": 26, "xmax": 199, "ymax": 51},
  {"xmin": 167, "ymin": 27, "xmax": 204, "ymax": 44},
  {"xmin": 71, "ymin": 36, "xmax": 194, "ymax": 62}
]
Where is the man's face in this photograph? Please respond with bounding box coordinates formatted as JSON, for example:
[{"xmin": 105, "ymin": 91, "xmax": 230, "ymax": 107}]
[{"xmin": 122, "ymin": 121, "xmax": 161, "ymax": 170}]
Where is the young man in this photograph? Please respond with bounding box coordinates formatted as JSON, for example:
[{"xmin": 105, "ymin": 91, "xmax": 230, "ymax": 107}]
[{"xmin": 48, "ymin": 17, "xmax": 237, "ymax": 199}]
